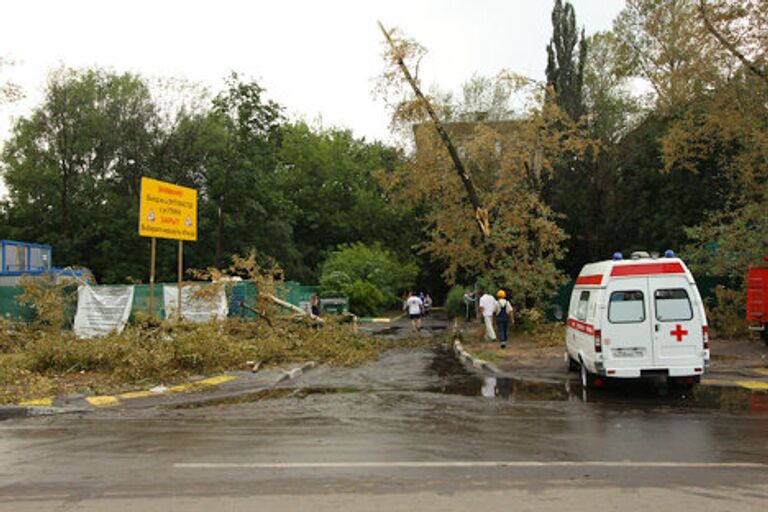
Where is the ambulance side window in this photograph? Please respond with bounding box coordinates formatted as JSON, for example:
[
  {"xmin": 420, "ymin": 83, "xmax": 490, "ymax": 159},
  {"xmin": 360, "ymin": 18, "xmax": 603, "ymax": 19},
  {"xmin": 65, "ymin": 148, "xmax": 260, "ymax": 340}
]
[
  {"xmin": 655, "ymin": 289, "xmax": 693, "ymax": 321},
  {"xmin": 609, "ymin": 291, "xmax": 645, "ymax": 323},
  {"xmin": 576, "ymin": 291, "xmax": 590, "ymax": 321}
]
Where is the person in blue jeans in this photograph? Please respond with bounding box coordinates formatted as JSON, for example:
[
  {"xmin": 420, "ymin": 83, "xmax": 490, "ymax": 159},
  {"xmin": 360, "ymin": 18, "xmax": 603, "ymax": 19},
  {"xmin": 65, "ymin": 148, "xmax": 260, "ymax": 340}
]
[{"xmin": 494, "ymin": 290, "xmax": 514, "ymax": 348}]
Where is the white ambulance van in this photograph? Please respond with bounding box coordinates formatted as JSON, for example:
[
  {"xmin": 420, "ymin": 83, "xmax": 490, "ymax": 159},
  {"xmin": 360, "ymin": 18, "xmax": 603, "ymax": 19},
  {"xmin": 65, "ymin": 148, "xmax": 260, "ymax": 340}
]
[{"xmin": 565, "ymin": 252, "xmax": 709, "ymax": 388}]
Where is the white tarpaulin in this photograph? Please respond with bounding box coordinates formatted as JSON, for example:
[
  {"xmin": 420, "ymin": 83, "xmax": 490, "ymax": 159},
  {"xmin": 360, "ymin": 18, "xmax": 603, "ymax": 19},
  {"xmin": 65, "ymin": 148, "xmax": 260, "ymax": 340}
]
[
  {"xmin": 74, "ymin": 285, "xmax": 135, "ymax": 339},
  {"xmin": 163, "ymin": 284, "xmax": 228, "ymax": 323}
]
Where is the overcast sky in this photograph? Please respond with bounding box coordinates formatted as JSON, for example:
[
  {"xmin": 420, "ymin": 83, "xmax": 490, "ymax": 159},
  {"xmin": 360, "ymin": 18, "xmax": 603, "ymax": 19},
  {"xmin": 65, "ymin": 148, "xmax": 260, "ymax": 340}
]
[{"xmin": 0, "ymin": 0, "xmax": 625, "ymax": 193}]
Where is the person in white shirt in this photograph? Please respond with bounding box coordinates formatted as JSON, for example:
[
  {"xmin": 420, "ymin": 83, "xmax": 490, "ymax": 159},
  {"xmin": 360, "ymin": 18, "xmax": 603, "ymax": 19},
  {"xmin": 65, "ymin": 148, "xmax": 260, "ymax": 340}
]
[
  {"xmin": 478, "ymin": 289, "xmax": 497, "ymax": 341},
  {"xmin": 404, "ymin": 291, "xmax": 424, "ymax": 332}
]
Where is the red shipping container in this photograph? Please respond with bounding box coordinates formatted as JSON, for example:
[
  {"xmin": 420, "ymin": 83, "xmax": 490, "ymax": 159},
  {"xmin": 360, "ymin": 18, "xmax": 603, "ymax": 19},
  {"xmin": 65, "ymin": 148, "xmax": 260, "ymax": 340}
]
[{"xmin": 747, "ymin": 256, "xmax": 768, "ymax": 343}]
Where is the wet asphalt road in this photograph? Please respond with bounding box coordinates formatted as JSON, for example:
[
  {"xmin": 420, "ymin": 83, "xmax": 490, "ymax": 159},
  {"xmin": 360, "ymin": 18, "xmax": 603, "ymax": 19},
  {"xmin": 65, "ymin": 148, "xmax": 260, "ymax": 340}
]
[{"xmin": 1, "ymin": 343, "xmax": 768, "ymax": 511}]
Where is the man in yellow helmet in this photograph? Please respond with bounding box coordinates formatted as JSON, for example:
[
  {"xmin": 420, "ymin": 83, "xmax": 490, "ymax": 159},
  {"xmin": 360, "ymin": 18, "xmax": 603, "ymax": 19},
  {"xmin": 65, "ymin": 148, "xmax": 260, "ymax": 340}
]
[{"xmin": 494, "ymin": 290, "xmax": 514, "ymax": 348}]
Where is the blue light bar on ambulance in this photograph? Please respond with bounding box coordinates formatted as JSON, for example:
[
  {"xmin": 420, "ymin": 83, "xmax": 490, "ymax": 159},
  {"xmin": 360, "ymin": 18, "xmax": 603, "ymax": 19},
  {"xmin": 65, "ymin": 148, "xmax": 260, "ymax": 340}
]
[
  {"xmin": 664, "ymin": 250, "xmax": 675, "ymax": 258},
  {"xmin": 613, "ymin": 252, "xmax": 623, "ymax": 260}
]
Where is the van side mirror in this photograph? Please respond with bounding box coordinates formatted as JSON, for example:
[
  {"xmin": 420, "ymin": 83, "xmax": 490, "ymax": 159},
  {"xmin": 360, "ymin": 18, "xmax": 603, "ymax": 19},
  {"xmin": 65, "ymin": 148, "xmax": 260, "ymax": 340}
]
[{"xmin": 553, "ymin": 305, "xmax": 564, "ymax": 321}]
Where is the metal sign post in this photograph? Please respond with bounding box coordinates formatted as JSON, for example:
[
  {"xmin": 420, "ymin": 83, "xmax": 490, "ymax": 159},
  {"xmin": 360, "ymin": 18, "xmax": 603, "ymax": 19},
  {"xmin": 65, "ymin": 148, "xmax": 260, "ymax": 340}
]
[
  {"xmin": 177, "ymin": 240, "xmax": 183, "ymax": 320},
  {"xmin": 149, "ymin": 237, "xmax": 156, "ymax": 316}
]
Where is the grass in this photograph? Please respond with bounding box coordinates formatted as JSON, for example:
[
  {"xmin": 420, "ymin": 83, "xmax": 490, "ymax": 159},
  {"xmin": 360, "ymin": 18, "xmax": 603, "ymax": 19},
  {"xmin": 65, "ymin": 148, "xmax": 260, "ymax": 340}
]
[
  {"xmin": 0, "ymin": 316, "xmax": 386, "ymax": 405},
  {"xmin": 471, "ymin": 350, "xmax": 498, "ymax": 363}
]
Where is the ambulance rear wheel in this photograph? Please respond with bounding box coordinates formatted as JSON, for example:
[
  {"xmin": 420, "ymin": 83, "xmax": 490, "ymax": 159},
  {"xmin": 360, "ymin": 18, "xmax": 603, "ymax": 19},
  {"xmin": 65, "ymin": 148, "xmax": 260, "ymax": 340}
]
[
  {"xmin": 566, "ymin": 353, "xmax": 579, "ymax": 372},
  {"xmin": 667, "ymin": 376, "xmax": 699, "ymax": 389},
  {"xmin": 761, "ymin": 325, "xmax": 768, "ymax": 345},
  {"xmin": 580, "ymin": 363, "xmax": 597, "ymax": 389}
]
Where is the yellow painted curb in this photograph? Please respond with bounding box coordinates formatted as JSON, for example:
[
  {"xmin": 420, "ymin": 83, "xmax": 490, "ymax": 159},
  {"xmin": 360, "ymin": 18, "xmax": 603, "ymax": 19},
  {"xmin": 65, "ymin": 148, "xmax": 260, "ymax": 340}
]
[
  {"xmin": 735, "ymin": 380, "xmax": 768, "ymax": 391},
  {"xmin": 197, "ymin": 375, "xmax": 237, "ymax": 386},
  {"xmin": 18, "ymin": 397, "xmax": 53, "ymax": 407},
  {"xmin": 168, "ymin": 383, "xmax": 193, "ymax": 393},
  {"xmin": 86, "ymin": 396, "xmax": 119, "ymax": 407},
  {"xmin": 371, "ymin": 318, "xmax": 391, "ymax": 323},
  {"xmin": 119, "ymin": 390, "xmax": 156, "ymax": 400}
]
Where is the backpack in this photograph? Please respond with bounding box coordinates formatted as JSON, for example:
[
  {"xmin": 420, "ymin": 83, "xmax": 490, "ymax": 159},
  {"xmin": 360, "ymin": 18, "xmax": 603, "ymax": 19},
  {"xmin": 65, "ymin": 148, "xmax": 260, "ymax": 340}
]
[{"xmin": 497, "ymin": 299, "xmax": 510, "ymax": 321}]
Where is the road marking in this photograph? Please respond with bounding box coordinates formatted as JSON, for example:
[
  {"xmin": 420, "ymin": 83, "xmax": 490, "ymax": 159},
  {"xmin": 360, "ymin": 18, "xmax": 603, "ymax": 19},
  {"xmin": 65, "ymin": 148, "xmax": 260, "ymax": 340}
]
[
  {"xmin": 18, "ymin": 397, "xmax": 53, "ymax": 407},
  {"xmin": 752, "ymin": 368, "xmax": 768, "ymax": 377},
  {"xmin": 174, "ymin": 461, "xmax": 768, "ymax": 470},
  {"xmin": 86, "ymin": 396, "xmax": 119, "ymax": 407},
  {"xmin": 735, "ymin": 380, "xmax": 768, "ymax": 391}
]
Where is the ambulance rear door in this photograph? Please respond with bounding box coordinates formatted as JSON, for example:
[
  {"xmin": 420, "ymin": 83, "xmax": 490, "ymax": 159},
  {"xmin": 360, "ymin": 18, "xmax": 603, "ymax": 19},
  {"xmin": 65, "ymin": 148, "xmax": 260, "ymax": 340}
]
[
  {"xmin": 603, "ymin": 278, "xmax": 654, "ymax": 369},
  {"xmin": 649, "ymin": 276, "xmax": 703, "ymax": 369}
]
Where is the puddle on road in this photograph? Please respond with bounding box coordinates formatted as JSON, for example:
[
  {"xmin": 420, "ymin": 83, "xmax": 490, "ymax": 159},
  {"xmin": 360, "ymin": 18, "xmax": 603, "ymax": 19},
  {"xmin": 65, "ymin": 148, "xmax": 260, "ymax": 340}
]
[
  {"xmin": 172, "ymin": 347, "xmax": 768, "ymax": 413},
  {"xmin": 427, "ymin": 346, "xmax": 768, "ymax": 413},
  {"xmin": 172, "ymin": 387, "xmax": 360, "ymax": 409}
]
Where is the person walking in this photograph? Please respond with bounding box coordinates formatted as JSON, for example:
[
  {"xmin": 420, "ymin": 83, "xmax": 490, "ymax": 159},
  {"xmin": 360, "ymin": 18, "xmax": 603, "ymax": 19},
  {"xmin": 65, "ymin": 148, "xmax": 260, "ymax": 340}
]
[
  {"xmin": 463, "ymin": 289, "xmax": 477, "ymax": 322},
  {"xmin": 494, "ymin": 290, "xmax": 514, "ymax": 348},
  {"xmin": 423, "ymin": 293, "xmax": 433, "ymax": 316},
  {"xmin": 311, "ymin": 293, "xmax": 320, "ymax": 316},
  {"xmin": 404, "ymin": 290, "xmax": 424, "ymax": 332},
  {"xmin": 478, "ymin": 289, "xmax": 497, "ymax": 341}
]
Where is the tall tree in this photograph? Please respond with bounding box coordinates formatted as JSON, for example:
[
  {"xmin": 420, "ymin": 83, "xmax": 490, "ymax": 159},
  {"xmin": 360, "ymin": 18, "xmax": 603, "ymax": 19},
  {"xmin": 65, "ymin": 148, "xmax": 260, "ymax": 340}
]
[
  {"xmin": 545, "ymin": 0, "xmax": 587, "ymax": 122},
  {"xmin": 208, "ymin": 73, "xmax": 292, "ymax": 270},
  {"xmin": 1, "ymin": 68, "xmax": 158, "ymax": 281},
  {"xmin": 274, "ymin": 122, "xmax": 415, "ymax": 282},
  {"xmin": 377, "ymin": 26, "xmax": 593, "ymax": 307}
]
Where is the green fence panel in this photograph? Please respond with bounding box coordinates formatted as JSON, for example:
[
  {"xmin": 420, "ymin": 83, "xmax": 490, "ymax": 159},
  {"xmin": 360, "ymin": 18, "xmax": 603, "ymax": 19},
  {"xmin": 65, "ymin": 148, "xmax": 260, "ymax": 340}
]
[
  {"xmin": 0, "ymin": 286, "xmax": 34, "ymax": 322},
  {"xmin": 281, "ymin": 281, "xmax": 318, "ymax": 309},
  {"xmin": 0, "ymin": 280, "xmax": 323, "ymax": 324},
  {"xmin": 131, "ymin": 284, "xmax": 166, "ymax": 319},
  {"xmin": 0, "ymin": 285, "xmax": 77, "ymax": 326},
  {"xmin": 228, "ymin": 282, "xmax": 258, "ymax": 318}
]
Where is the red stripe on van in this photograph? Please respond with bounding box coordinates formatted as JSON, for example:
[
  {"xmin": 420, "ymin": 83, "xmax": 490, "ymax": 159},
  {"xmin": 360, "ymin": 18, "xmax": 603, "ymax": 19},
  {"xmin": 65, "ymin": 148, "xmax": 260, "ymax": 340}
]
[
  {"xmin": 576, "ymin": 274, "xmax": 603, "ymax": 285},
  {"xmin": 567, "ymin": 318, "xmax": 595, "ymax": 335},
  {"xmin": 610, "ymin": 262, "xmax": 685, "ymax": 277}
]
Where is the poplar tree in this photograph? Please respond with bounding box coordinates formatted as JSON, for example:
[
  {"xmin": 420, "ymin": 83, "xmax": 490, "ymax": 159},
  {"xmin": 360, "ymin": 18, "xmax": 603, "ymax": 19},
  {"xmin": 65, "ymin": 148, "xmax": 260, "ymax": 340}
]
[{"xmin": 545, "ymin": 0, "xmax": 587, "ymax": 121}]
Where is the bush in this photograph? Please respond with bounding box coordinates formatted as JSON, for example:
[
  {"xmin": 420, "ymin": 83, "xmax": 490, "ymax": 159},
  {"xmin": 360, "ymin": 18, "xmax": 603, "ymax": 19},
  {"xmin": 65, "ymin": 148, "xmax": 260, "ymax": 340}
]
[
  {"xmin": 707, "ymin": 285, "xmax": 749, "ymax": 339},
  {"xmin": 346, "ymin": 280, "xmax": 388, "ymax": 317},
  {"xmin": 318, "ymin": 242, "xmax": 418, "ymax": 315},
  {"xmin": 319, "ymin": 270, "xmax": 353, "ymax": 297},
  {"xmin": 444, "ymin": 285, "xmax": 466, "ymax": 319}
]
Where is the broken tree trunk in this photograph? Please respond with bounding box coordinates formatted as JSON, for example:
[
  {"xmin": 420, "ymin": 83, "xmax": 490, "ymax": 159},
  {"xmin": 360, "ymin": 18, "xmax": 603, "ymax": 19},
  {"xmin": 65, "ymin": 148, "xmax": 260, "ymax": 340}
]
[
  {"xmin": 266, "ymin": 294, "xmax": 325, "ymax": 324},
  {"xmin": 378, "ymin": 21, "xmax": 491, "ymax": 238},
  {"xmin": 697, "ymin": 0, "xmax": 768, "ymax": 87}
]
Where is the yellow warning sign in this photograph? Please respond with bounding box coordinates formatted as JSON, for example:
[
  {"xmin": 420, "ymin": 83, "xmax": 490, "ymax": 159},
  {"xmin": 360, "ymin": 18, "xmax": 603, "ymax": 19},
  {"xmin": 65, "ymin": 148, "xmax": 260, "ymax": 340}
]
[{"xmin": 139, "ymin": 177, "xmax": 197, "ymax": 241}]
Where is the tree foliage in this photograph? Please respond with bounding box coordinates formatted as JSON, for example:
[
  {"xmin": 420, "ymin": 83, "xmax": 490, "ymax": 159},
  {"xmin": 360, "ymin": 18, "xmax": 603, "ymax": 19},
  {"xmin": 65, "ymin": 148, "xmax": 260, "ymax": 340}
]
[
  {"xmin": 1, "ymin": 69, "xmax": 411, "ymax": 286},
  {"xmin": 318, "ymin": 242, "xmax": 418, "ymax": 315},
  {"xmin": 377, "ymin": 25, "xmax": 596, "ymax": 308},
  {"xmin": 546, "ymin": 0, "xmax": 587, "ymax": 121}
]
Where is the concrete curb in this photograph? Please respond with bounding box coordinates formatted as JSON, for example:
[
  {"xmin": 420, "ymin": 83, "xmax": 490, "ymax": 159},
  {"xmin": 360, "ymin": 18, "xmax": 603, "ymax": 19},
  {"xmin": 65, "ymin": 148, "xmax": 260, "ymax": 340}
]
[
  {"xmin": 3, "ymin": 361, "xmax": 319, "ymax": 417},
  {"xmin": 452, "ymin": 339, "xmax": 502, "ymax": 375},
  {"xmin": 452, "ymin": 338, "xmax": 768, "ymax": 392},
  {"xmin": 0, "ymin": 405, "xmax": 70, "ymax": 421}
]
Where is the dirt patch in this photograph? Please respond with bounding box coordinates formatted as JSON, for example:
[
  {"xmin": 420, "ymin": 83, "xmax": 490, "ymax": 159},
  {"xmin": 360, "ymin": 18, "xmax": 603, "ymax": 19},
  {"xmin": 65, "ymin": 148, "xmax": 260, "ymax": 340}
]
[{"xmin": 463, "ymin": 335, "xmax": 564, "ymax": 371}]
